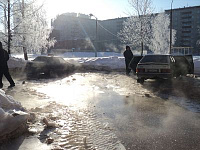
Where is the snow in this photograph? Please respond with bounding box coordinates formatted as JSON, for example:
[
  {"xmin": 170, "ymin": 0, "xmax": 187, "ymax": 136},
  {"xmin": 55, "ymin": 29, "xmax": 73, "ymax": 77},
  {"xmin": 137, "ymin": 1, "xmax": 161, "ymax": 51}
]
[
  {"xmin": 71, "ymin": 56, "xmax": 125, "ymax": 70},
  {"xmin": 193, "ymin": 56, "xmax": 200, "ymax": 75},
  {"xmin": 0, "ymin": 89, "xmax": 28, "ymax": 138},
  {"xmin": 60, "ymin": 52, "xmax": 123, "ymax": 58},
  {"xmin": 7, "ymin": 57, "xmax": 27, "ymax": 69},
  {"xmin": 9, "ymin": 52, "xmax": 200, "ymax": 75}
]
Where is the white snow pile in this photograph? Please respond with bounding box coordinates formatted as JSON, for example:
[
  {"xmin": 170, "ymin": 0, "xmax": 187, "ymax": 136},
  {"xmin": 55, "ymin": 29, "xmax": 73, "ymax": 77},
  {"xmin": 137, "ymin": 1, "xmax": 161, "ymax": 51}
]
[
  {"xmin": 0, "ymin": 90, "xmax": 28, "ymax": 139},
  {"xmin": 193, "ymin": 56, "xmax": 200, "ymax": 75},
  {"xmin": 76, "ymin": 56, "xmax": 125, "ymax": 70},
  {"xmin": 9, "ymin": 52, "xmax": 200, "ymax": 74},
  {"xmin": 61, "ymin": 52, "xmax": 123, "ymax": 58},
  {"xmin": 7, "ymin": 57, "xmax": 27, "ymax": 69}
]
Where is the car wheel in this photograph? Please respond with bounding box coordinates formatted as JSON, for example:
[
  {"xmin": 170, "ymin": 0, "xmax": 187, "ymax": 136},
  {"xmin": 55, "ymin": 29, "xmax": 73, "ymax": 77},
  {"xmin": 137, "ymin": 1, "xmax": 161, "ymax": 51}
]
[{"xmin": 137, "ymin": 78, "xmax": 144, "ymax": 84}]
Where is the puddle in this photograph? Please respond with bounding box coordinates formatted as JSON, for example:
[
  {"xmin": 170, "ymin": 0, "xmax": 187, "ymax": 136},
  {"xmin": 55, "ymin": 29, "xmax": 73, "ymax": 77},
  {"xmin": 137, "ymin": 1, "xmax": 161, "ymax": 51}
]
[{"xmin": 3, "ymin": 73, "xmax": 200, "ymax": 150}]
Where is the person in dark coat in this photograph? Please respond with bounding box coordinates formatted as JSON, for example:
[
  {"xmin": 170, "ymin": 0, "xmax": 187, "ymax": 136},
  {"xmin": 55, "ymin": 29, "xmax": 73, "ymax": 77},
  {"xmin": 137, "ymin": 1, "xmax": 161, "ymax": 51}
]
[
  {"xmin": 123, "ymin": 45, "xmax": 133, "ymax": 75},
  {"xmin": 0, "ymin": 42, "xmax": 15, "ymax": 88}
]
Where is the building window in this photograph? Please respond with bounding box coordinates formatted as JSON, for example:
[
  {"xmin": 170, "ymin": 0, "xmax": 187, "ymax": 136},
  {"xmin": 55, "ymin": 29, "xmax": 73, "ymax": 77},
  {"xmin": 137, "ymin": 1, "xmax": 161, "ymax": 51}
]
[
  {"xmin": 182, "ymin": 25, "xmax": 192, "ymax": 28},
  {"xmin": 181, "ymin": 16, "xmax": 192, "ymax": 19},
  {"xmin": 182, "ymin": 21, "xmax": 192, "ymax": 24},
  {"xmin": 181, "ymin": 11, "xmax": 192, "ymax": 15},
  {"xmin": 182, "ymin": 31, "xmax": 191, "ymax": 33}
]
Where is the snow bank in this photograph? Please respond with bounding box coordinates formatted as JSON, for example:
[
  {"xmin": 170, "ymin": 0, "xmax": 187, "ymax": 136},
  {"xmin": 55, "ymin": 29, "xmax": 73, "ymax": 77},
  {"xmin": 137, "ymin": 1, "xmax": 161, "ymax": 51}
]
[
  {"xmin": 61, "ymin": 52, "xmax": 123, "ymax": 58},
  {"xmin": 7, "ymin": 57, "xmax": 27, "ymax": 69},
  {"xmin": 10, "ymin": 52, "xmax": 200, "ymax": 74},
  {"xmin": 0, "ymin": 90, "xmax": 28, "ymax": 139},
  {"xmin": 193, "ymin": 56, "xmax": 200, "ymax": 75},
  {"xmin": 76, "ymin": 56, "xmax": 125, "ymax": 70},
  {"xmin": 0, "ymin": 90, "xmax": 24, "ymax": 111}
]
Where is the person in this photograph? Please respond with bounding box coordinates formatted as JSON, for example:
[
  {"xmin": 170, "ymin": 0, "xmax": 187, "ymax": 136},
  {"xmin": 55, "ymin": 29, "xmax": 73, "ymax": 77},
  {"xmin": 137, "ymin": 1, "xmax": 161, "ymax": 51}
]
[
  {"xmin": 0, "ymin": 42, "xmax": 15, "ymax": 88},
  {"xmin": 123, "ymin": 45, "xmax": 133, "ymax": 75}
]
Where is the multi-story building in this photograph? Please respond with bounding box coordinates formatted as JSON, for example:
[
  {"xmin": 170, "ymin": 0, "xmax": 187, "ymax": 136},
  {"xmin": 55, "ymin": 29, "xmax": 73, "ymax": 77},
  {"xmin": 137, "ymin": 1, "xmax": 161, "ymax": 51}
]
[
  {"xmin": 51, "ymin": 12, "xmax": 127, "ymax": 52},
  {"xmin": 165, "ymin": 6, "xmax": 200, "ymax": 54},
  {"xmin": 51, "ymin": 6, "xmax": 200, "ymax": 54}
]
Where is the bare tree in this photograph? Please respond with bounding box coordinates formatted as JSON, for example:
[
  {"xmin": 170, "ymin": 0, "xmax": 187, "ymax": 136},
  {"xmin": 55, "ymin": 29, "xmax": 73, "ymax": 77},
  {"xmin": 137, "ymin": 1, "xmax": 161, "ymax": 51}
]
[
  {"xmin": 0, "ymin": 0, "xmax": 16, "ymax": 54},
  {"xmin": 150, "ymin": 13, "xmax": 176, "ymax": 54},
  {"xmin": 118, "ymin": 0, "xmax": 154, "ymax": 56},
  {"xmin": 0, "ymin": 0, "xmax": 55, "ymax": 60}
]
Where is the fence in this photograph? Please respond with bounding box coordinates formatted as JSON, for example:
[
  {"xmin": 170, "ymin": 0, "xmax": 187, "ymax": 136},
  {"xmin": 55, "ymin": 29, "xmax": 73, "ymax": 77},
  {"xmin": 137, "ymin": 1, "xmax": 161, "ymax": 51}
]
[{"xmin": 171, "ymin": 47, "xmax": 193, "ymax": 55}]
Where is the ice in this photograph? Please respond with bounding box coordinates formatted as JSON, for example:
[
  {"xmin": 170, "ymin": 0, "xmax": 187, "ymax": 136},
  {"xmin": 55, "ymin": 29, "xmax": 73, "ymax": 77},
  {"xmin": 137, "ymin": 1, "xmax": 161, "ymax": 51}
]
[
  {"xmin": 0, "ymin": 89, "xmax": 24, "ymax": 111},
  {"xmin": 0, "ymin": 89, "xmax": 28, "ymax": 140}
]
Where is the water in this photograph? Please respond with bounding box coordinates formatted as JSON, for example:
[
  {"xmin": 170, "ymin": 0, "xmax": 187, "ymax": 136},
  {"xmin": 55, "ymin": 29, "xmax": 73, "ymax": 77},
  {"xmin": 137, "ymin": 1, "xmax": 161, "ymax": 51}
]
[{"xmin": 3, "ymin": 72, "xmax": 200, "ymax": 150}]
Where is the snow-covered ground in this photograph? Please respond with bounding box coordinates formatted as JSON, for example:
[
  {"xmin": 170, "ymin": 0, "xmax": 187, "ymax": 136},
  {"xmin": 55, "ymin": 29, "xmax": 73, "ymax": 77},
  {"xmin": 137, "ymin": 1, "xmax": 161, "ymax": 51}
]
[
  {"xmin": 0, "ymin": 90, "xmax": 28, "ymax": 141},
  {"xmin": 193, "ymin": 56, "xmax": 200, "ymax": 75},
  {"xmin": 10, "ymin": 52, "xmax": 200, "ymax": 74}
]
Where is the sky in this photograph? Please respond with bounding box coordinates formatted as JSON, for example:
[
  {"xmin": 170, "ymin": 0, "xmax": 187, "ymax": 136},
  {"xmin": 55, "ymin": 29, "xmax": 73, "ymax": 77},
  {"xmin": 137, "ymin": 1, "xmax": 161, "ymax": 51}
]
[{"xmin": 42, "ymin": 0, "xmax": 200, "ymax": 21}]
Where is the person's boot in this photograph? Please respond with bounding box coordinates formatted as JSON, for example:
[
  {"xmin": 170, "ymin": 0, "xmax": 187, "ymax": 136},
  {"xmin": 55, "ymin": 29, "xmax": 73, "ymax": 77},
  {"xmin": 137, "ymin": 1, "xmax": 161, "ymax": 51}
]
[{"xmin": 8, "ymin": 84, "xmax": 15, "ymax": 88}]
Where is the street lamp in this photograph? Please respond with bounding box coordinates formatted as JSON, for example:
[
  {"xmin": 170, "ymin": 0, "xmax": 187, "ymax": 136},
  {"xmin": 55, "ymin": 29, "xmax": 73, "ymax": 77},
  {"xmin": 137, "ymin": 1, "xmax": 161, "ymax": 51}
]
[
  {"xmin": 89, "ymin": 13, "xmax": 98, "ymax": 57},
  {"xmin": 169, "ymin": 0, "xmax": 174, "ymax": 54}
]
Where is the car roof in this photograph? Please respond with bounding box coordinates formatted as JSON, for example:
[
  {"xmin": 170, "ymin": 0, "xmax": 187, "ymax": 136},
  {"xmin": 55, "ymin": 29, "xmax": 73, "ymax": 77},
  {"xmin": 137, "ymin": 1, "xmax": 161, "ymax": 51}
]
[{"xmin": 144, "ymin": 54, "xmax": 172, "ymax": 56}]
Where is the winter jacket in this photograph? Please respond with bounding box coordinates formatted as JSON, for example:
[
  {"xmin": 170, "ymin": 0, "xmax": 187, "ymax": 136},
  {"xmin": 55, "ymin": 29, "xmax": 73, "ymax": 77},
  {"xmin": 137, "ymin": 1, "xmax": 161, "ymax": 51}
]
[
  {"xmin": 123, "ymin": 49, "xmax": 133, "ymax": 63},
  {"xmin": 0, "ymin": 48, "xmax": 9, "ymax": 68}
]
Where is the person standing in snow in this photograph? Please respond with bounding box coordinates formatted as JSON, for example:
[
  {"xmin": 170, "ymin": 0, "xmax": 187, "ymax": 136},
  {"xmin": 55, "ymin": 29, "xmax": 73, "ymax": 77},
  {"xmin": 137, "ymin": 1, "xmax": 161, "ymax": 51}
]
[
  {"xmin": 0, "ymin": 42, "xmax": 15, "ymax": 88},
  {"xmin": 123, "ymin": 45, "xmax": 133, "ymax": 75}
]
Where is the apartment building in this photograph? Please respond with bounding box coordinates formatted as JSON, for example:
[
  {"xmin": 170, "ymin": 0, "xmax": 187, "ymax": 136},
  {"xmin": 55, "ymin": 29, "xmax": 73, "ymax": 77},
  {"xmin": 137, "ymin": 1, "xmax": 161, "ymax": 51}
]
[
  {"xmin": 51, "ymin": 6, "xmax": 200, "ymax": 53},
  {"xmin": 51, "ymin": 13, "xmax": 127, "ymax": 51},
  {"xmin": 165, "ymin": 6, "xmax": 200, "ymax": 54}
]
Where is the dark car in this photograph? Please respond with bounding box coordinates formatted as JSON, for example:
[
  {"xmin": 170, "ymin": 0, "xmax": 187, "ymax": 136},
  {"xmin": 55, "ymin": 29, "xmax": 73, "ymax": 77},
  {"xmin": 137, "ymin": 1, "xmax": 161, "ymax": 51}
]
[
  {"xmin": 25, "ymin": 56, "xmax": 74, "ymax": 79},
  {"xmin": 129, "ymin": 55, "xmax": 143, "ymax": 73},
  {"xmin": 136, "ymin": 55, "xmax": 194, "ymax": 83}
]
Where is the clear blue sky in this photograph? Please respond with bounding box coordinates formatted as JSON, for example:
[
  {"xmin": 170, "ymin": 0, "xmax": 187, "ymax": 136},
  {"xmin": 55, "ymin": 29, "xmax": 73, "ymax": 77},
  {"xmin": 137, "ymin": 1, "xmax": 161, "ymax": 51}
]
[
  {"xmin": 153, "ymin": 0, "xmax": 200, "ymax": 11},
  {"xmin": 43, "ymin": 0, "xmax": 200, "ymax": 20}
]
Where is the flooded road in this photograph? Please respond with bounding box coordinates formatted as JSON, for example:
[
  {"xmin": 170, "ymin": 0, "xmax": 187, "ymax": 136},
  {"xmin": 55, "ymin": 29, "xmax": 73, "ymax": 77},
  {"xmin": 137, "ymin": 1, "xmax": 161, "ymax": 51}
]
[{"xmin": 2, "ymin": 72, "xmax": 200, "ymax": 150}]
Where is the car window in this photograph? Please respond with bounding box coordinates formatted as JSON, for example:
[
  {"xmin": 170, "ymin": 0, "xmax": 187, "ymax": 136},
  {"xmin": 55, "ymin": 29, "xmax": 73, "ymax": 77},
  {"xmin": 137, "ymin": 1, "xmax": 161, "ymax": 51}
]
[
  {"xmin": 34, "ymin": 56, "xmax": 48, "ymax": 62},
  {"xmin": 140, "ymin": 55, "xmax": 169, "ymax": 63}
]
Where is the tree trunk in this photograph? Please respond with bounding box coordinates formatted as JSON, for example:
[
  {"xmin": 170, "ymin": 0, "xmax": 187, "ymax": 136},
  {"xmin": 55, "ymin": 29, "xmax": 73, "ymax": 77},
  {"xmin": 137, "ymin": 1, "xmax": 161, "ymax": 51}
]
[
  {"xmin": 141, "ymin": 41, "xmax": 144, "ymax": 56},
  {"xmin": 22, "ymin": 0, "xmax": 28, "ymax": 60},
  {"xmin": 23, "ymin": 47, "xmax": 28, "ymax": 60}
]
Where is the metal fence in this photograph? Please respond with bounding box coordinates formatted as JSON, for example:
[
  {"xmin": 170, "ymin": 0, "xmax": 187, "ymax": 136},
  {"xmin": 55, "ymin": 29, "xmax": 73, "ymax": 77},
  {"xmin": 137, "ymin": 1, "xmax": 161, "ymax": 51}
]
[{"xmin": 171, "ymin": 47, "xmax": 193, "ymax": 55}]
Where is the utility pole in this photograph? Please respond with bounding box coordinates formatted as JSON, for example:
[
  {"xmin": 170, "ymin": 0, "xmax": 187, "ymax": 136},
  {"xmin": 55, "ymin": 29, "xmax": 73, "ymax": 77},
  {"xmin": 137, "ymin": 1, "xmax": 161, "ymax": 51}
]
[
  {"xmin": 89, "ymin": 13, "xmax": 97, "ymax": 57},
  {"xmin": 7, "ymin": 0, "xmax": 11, "ymax": 54},
  {"xmin": 169, "ymin": 0, "xmax": 174, "ymax": 54},
  {"xmin": 95, "ymin": 17, "xmax": 97, "ymax": 57}
]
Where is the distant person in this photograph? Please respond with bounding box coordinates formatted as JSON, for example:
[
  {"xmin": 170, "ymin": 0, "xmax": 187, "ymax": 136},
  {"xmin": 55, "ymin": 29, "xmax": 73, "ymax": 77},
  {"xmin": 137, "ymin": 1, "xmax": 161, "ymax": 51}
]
[
  {"xmin": 0, "ymin": 42, "xmax": 15, "ymax": 88},
  {"xmin": 123, "ymin": 45, "xmax": 133, "ymax": 75}
]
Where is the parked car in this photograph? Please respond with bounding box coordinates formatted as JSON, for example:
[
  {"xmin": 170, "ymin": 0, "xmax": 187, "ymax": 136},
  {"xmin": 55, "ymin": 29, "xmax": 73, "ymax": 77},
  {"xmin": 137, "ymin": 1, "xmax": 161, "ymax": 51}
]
[
  {"xmin": 135, "ymin": 55, "xmax": 194, "ymax": 83},
  {"xmin": 129, "ymin": 55, "xmax": 143, "ymax": 73},
  {"xmin": 25, "ymin": 56, "xmax": 74, "ymax": 79}
]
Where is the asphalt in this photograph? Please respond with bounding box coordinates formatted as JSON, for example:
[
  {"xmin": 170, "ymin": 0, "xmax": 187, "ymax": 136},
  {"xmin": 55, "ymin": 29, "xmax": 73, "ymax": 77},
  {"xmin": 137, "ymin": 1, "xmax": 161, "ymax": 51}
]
[{"xmin": 1, "ymin": 72, "xmax": 200, "ymax": 150}]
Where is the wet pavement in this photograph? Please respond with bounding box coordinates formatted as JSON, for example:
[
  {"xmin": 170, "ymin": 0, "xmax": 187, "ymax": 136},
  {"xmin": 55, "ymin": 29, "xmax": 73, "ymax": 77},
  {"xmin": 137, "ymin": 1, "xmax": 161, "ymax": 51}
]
[{"xmin": 1, "ymin": 72, "xmax": 200, "ymax": 150}]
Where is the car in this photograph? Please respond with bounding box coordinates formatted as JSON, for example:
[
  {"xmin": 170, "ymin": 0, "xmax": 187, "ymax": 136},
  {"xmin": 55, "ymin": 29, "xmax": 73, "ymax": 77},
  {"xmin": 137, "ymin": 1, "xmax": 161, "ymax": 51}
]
[
  {"xmin": 25, "ymin": 56, "xmax": 74, "ymax": 79},
  {"xmin": 129, "ymin": 55, "xmax": 143, "ymax": 73},
  {"xmin": 136, "ymin": 55, "xmax": 194, "ymax": 83}
]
